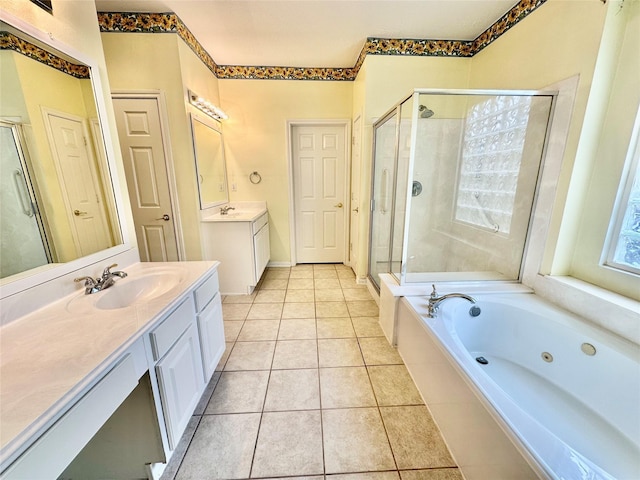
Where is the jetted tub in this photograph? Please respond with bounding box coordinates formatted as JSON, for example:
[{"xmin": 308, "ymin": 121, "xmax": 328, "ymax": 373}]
[{"xmin": 399, "ymin": 293, "xmax": 640, "ymax": 480}]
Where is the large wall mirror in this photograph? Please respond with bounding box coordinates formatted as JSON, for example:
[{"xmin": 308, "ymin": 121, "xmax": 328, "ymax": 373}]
[
  {"xmin": 190, "ymin": 113, "xmax": 228, "ymax": 209},
  {"xmin": 0, "ymin": 19, "xmax": 124, "ymax": 286}
]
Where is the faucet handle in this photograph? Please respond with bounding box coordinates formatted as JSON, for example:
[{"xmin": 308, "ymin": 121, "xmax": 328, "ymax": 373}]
[
  {"xmin": 74, "ymin": 276, "xmax": 96, "ymax": 286},
  {"xmin": 430, "ymin": 284, "xmax": 438, "ymax": 299},
  {"xmin": 102, "ymin": 263, "xmax": 118, "ymax": 276}
]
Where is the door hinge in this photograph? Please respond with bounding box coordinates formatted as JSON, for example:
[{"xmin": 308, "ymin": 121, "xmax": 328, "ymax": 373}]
[
  {"xmin": 352, "ymin": 136, "xmax": 356, "ymax": 145},
  {"xmin": 83, "ymin": 136, "xmax": 88, "ymax": 146}
]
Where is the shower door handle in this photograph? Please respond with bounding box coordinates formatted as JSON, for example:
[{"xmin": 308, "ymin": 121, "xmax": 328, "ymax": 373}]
[{"xmin": 13, "ymin": 170, "xmax": 34, "ymax": 217}]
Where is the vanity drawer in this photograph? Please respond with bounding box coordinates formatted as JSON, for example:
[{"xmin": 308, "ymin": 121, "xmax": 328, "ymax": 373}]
[
  {"xmin": 252, "ymin": 213, "xmax": 268, "ymax": 235},
  {"xmin": 194, "ymin": 271, "xmax": 219, "ymax": 313},
  {"xmin": 150, "ymin": 297, "xmax": 195, "ymax": 361}
]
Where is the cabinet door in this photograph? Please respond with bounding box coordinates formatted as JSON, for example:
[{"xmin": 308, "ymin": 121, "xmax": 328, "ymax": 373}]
[
  {"xmin": 253, "ymin": 223, "xmax": 270, "ymax": 283},
  {"xmin": 197, "ymin": 293, "xmax": 225, "ymax": 381},
  {"xmin": 155, "ymin": 323, "xmax": 204, "ymax": 449}
]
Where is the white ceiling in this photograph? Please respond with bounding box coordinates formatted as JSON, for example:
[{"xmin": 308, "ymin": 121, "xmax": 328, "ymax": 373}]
[{"xmin": 94, "ymin": 0, "xmax": 518, "ymax": 68}]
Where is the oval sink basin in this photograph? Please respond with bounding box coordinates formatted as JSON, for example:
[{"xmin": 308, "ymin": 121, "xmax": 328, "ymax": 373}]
[{"xmin": 66, "ymin": 267, "xmax": 187, "ymax": 312}]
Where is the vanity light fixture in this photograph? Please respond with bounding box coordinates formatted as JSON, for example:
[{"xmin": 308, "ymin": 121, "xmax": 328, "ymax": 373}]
[{"xmin": 188, "ymin": 90, "xmax": 228, "ymax": 121}]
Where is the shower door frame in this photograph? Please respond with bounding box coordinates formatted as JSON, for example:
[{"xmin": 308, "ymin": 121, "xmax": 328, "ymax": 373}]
[{"xmin": 368, "ymin": 88, "xmax": 558, "ymax": 288}]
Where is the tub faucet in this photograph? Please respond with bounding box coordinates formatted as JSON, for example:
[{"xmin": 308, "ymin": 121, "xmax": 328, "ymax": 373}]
[
  {"xmin": 427, "ymin": 284, "xmax": 476, "ymax": 317},
  {"xmin": 74, "ymin": 263, "xmax": 127, "ymax": 294},
  {"xmin": 220, "ymin": 205, "xmax": 235, "ymax": 215}
]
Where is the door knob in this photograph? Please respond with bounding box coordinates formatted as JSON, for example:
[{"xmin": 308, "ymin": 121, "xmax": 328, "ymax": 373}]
[
  {"xmin": 353, "ymin": 207, "xmax": 359, "ymax": 213},
  {"xmin": 73, "ymin": 209, "xmax": 87, "ymax": 216},
  {"xmin": 156, "ymin": 214, "xmax": 170, "ymax": 221},
  {"xmin": 334, "ymin": 203, "xmax": 343, "ymax": 208}
]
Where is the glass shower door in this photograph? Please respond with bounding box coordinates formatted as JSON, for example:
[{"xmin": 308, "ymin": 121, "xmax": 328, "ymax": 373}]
[{"xmin": 0, "ymin": 123, "xmax": 50, "ymax": 278}]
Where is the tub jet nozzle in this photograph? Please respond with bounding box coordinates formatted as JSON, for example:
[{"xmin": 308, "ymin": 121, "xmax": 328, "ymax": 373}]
[
  {"xmin": 469, "ymin": 305, "xmax": 481, "ymax": 317},
  {"xmin": 476, "ymin": 356, "xmax": 489, "ymax": 365}
]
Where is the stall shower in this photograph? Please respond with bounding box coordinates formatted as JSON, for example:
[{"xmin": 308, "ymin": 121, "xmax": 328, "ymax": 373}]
[{"xmin": 368, "ymin": 89, "xmax": 555, "ymax": 290}]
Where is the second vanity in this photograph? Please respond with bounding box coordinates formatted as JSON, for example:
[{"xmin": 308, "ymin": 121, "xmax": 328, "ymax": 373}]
[
  {"xmin": 201, "ymin": 202, "xmax": 270, "ymax": 295},
  {"xmin": 0, "ymin": 261, "xmax": 224, "ymax": 479}
]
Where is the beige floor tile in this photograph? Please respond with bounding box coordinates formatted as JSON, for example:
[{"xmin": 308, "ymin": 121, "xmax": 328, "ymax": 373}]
[
  {"xmin": 264, "ymin": 369, "xmax": 320, "ymax": 411},
  {"xmin": 237, "ymin": 320, "xmax": 280, "ymax": 341},
  {"xmin": 343, "ymin": 288, "xmax": 374, "ymax": 301},
  {"xmin": 313, "ymin": 264, "xmax": 337, "ymax": 270},
  {"xmin": 316, "ymin": 301, "xmax": 349, "ymax": 317},
  {"xmin": 313, "ymin": 269, "xmax": 338, "ymax": 279},
  {"xmin": 264, "ymin": 268, "xmax": 291, "ymax": 279},
  {"xmin": 336, "ymin": 269, "xmax": 356, "ymax": 279},
  {"xmin": 251, "ymin": 411, "xmax": 324, "ymax": 477},
  {"xmin": 194, "ymin": 371, "xmax": 221, "ymax": 415},
  {"xmin": 282, "ymin": 302, "xmax": 316, "ymax": 319},
  {"xmin": 254, "ymin": 289, "xmax": 286, "ymax": 303},
  {"xmin": 272, "ymin": 339, "xmax": 318, "ymax": 369},
  {"xmin": 215, "ymin": 342, "xmax": 234, "ymax": 372},
  {"xmin": 314, "ymin": 278, "xmax": 341, "ymax": 289},
  {"xmin": 319, "ymin": 367, "xmax": 376, "ymax": 408},
  {"xmin": 399, "ymin": 469, "xmax": 464, "ymax": 480},
  {"xmin": 358, "ymin": 337, "xmax": 403, "ymax": 365},
  {"xmin": 330, "ymin": 473, "xmax": 400, "ymax": 480},
  {"xmin": 222, "ymin": 303, "xmax": 251, "ymax": 320},
  {"xmin": 339, "ymin": 278, "xmax": 366, "ymax": 289},
  {"xmin": 316, "ymin": 318, "xmax": 356, "ymax": 338},
  {"xmin": 368, "ymin": 365, "xmax": 424, "ymax": 406},
  {"xmin": 318, "ymin": 338, "xmax": 364, "ymax": 367},
  {"xmin": 260, "ymin": 278, "xmax": 289, "ymax": 290},
  {"xmin": 322, "ymin": 408, "xmax": 396, "ymax": 474},
  {"xmin": 278, "ymin": 319, "xmax": 317, "ymax": 340},
  {"xmin": 247, "ymin": 302, "xmax": 283, "ymax": 319},
  {"xmin": 224, "ymin": 321, "xmax": 244, "ymax": 341},
  {"xmin": 285, "ymin": 289, "xmax": 315, "ymax": 302},
  {"xmin": 175, "ymin": 413, "xmax": 260, "ymax": 480},
  {"xmin": 381, "ymin": 406, "xmax": 456, "ymax": 469},
  {"xmin": 289, "ymin": 269, "xmax": 314, "ymax": 279},
  {"xmin": 291, "ymin": 264, "xmax": 314, "ymax": 271},
  {"xmin": 223, "ymin": 293, "xmax": 256, "ymax": 304},
  {"xmin": 288, "ymin": 278, "xmax": 315, "ymax": 290},
  {"xmin": 224, "ymin": 341, "xmax": 275, "ymax": 371},
  {"xmin": 351, "ymin": 317, "xmax": 385, "ymax": 337},
  {"xmin": 206, "ymin": 371, "xmax": 269, "ymax": 414},
  {"xmin": 347, "ymin": 300, "xmax": 379, "ymax": 317},
  {"xmin": 315, "ymin": 288, "xmax": 344, "ymax": 301}
]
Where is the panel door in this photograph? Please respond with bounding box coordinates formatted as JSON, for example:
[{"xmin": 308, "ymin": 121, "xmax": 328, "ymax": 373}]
[
  {"xmin": 112, "ymin": 97, "xmax": 179, "ymax": 262},
  {"xmin": 350, "ymin": 116, "xmax": 362, "ymax": 276},
  {"xmin": 197, "ymin": 293, "xmax": 224, "ymax": 381},
  {"xmin": 293, "ymin": 124, "xmax": 346, "ymax": 263},
  {"xmin": 156, "ymin": 323, "xmax": 204, "ymax": 449},
  {"xmin": 44, "ymin": 111, "xmax": 112, "ymax": 257}
]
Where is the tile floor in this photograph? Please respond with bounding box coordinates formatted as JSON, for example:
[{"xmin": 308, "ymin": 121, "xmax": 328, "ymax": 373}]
[{"xmin": 162, "ymin": 264, "xmax": 463, "ymax": 480}]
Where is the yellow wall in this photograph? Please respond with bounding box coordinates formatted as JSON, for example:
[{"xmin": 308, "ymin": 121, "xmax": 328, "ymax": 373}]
[
  {"xmin": 102, "ymin": 32, "xmax": 222, "ymax": 261},
  {"xmin": 218, "ymin": 79, "xmax": 353, "ymax": 263}
]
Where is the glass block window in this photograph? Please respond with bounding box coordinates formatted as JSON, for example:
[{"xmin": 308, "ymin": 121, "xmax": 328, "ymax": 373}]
[
  {"xmin": 605, "ymin": 109, "xmax": 640, "ymax": 275},
  {"xmin": 455, "ymin": 96, "xmax": 531, "ymax": 234}
]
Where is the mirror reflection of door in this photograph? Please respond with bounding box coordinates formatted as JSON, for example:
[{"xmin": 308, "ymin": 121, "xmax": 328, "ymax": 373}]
[
  {"xmin": 0, "ymin": 122, "xmax": 51, "ymax": 278},
  {"xmin": 42, "ymin": 108, "xmax": 113, "ymax": 258},
  {"xmin": 112, "ymin": 95, "xmax": 179, "ymax": 262}
]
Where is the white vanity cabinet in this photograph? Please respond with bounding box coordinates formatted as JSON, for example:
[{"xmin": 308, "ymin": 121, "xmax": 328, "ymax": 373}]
[{"xmin": 202, "ymin": 209, "xmax": 271, "ymax": 294}]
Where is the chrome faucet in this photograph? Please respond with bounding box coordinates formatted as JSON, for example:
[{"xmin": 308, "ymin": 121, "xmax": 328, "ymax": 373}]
[
  {"xmin": 220, "ymin": 205, "xmax": 235, "ymax": 215},
  {"xmin": 74, "ymin": 263, "xmax": 127, "ymax": 294},
  {"xmin": 427, "ymin": 284, "xmax": 476, "ymax": 317}
]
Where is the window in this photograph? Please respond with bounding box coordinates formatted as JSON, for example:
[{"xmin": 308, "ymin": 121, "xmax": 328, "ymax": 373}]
[{"xmin": 604, "ymin": 107, "xmax": 640, "ymax": 276}]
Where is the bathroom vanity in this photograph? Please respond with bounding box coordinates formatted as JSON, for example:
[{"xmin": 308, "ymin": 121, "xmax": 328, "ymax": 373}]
[
  {"xmin": 201, "ymin": 202, "xmax": 270, "ymax": 295},
  {"xmin": 0, "ymin": 261, "xmax": 224, "ymax": 479}
]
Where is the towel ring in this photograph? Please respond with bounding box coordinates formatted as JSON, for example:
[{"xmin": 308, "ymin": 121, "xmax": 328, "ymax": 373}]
[{"xmin": 249, "ymin": 171, "xmax": 262, "ymax": 184}]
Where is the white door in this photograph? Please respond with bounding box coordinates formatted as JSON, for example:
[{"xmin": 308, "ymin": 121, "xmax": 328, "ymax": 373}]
[
  {"xmin": 350, "ymin": 116, "xmax": 362, "ymax": 275},
  {"xmin": 293, "ymin": 124, "xmax": 347, "ymax": 263},
  {"xmin": 112, "ymin": 96, "xmax": 179, "ymax": 262},
  {"xmin": 43, "ymin": 110, "xmax": 112, "ymax": 257}
]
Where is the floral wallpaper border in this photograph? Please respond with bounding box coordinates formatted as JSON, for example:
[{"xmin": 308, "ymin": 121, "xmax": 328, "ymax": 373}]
[
  {"xmin": 0, "ymin": 31, "xmax": 90, "ymax": 79},
  {"xmin": 97, "ymin": 0, "xmax": 547, "ymax": 81}
]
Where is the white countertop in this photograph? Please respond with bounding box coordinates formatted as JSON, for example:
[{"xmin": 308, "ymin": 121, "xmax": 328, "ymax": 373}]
[
  {"xmin": 0, "ymin": 261, "xmax": 218, "ymax": 459},
  {"xmin": 200, "ymin": 201, "xmax": 267, "ymax": 223}
]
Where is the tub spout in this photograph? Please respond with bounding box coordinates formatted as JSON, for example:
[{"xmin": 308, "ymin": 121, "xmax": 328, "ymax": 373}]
[{"xmin": 427, "ymin": 284, "xmax": 476, "ymax": 317}]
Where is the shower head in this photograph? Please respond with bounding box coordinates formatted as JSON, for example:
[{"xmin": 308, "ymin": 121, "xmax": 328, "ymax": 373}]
[{"xmin": 419, "ymin": 105, "xmax": 434, "ymax": 119}]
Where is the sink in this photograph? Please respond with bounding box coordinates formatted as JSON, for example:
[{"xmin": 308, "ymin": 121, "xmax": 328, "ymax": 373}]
[{"xmin": 66, "ymin": 266, "xmax": 187, "ymax": 312}]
